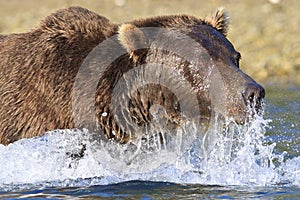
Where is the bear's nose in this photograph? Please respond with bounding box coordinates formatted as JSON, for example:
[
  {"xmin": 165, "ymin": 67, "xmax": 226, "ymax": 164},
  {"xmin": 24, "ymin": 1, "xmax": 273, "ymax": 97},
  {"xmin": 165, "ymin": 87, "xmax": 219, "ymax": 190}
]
[{"xmin": 243, "ymin": 82, "xmax": 265, "ymax": 112}]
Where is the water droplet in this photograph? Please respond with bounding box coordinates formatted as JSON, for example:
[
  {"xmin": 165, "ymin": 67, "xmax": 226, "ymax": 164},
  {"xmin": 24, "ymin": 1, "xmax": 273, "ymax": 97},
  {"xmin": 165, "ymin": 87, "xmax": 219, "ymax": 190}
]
[{"xmin": 102, "ymin": 112, "xmax": 108, "ymax": 117}]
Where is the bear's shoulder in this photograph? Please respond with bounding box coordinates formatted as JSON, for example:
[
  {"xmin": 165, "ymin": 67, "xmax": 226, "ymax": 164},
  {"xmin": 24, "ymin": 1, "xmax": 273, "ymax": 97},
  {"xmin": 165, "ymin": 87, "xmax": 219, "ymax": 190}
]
[{"xmin": 37, "ymin": 6, "xmax": 117, "ymax": 40}]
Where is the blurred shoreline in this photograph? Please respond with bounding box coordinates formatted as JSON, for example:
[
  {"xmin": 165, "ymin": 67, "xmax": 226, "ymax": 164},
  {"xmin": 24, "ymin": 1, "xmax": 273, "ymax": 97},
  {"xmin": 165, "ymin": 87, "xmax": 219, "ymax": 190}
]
[{"xmin": 0, "ymin": 0, "xmax": 299, "ymax": 85}]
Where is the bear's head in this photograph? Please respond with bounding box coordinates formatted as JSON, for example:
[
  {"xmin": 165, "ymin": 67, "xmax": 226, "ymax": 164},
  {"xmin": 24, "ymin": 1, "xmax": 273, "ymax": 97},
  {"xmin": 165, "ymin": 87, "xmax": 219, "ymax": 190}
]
[{"xmin": 74, "ymin": 8, "xmax": 265, "ymax": 143}]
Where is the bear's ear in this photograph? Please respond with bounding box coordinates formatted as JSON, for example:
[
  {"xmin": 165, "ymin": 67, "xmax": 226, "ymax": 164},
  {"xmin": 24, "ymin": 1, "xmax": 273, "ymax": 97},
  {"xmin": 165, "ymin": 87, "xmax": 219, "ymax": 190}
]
[
  {"xmin": 204, "ymin": 8, "xmax": 229, "ymax": 36},
  {"xmin": 118, "ymin": 23, "xmax": 148, "ymax": 63}
]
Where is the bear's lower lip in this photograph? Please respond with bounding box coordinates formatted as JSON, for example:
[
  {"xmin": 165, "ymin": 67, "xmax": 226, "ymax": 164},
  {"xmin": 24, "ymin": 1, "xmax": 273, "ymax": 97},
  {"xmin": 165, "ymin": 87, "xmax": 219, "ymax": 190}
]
[{"xmin": 231, "ymin": 102, "xmax": 264, "ymax": 125}]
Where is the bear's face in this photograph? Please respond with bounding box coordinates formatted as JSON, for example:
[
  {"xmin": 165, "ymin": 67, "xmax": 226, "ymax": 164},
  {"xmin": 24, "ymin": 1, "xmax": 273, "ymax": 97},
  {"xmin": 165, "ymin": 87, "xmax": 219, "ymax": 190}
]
[
  {"xmin": 146, "ymin": 26, "xmax": 264, "ymax": 124},
  {"xmin": 191, "ymin": 24, "xmax": 264, "ymax": 124}
]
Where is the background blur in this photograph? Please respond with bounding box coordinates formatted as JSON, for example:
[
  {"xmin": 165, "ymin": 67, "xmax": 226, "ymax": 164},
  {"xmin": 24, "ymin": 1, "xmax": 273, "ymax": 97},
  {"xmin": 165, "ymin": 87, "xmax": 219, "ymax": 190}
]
[{"xmin": 0, "ymin": 0, "xmax": 299, "ymax": 85}]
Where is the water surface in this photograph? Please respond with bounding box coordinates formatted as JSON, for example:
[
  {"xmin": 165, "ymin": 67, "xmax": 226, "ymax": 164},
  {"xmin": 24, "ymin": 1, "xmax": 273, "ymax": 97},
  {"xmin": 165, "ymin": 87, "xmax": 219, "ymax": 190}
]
[{"xmin": 0, "ymin": 85, "xmax": 299, "ymax": 199}]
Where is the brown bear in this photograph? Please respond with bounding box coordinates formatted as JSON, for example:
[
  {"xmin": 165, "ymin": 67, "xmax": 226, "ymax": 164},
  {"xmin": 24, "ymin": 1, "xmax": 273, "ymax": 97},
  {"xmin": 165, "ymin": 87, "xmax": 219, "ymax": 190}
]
[{"xmin": 0, "ymin": 6, "xmax": 265, "ymax": 145}]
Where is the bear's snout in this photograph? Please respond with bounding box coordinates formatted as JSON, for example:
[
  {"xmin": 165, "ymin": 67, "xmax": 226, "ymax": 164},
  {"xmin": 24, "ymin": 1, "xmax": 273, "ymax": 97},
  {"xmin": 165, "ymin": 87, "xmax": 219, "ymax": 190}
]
[{"xmin": 242, "ymin": 82, "xmax": 265, "ymax": 114}]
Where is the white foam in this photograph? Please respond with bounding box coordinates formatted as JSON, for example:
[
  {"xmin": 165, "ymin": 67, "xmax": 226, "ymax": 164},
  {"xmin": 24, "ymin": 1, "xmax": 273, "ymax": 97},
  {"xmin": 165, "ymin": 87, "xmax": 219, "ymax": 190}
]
[{"xmin": 0, "ymin": 116, "xmax": 299, "ymax": 191}]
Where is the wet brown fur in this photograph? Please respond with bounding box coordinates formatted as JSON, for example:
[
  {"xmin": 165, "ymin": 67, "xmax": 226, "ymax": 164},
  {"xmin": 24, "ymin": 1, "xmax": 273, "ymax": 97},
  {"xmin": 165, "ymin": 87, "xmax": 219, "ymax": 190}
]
[{"xmin": 0, "ymin": 6, "xmax": 228, "ymax": 145}]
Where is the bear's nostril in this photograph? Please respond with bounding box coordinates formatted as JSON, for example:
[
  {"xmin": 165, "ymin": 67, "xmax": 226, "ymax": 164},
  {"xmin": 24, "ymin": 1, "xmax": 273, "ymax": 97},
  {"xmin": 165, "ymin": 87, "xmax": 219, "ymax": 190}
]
[{"xmin": 243, "ymin": 83, "xmax": 265, "ymax": 113}]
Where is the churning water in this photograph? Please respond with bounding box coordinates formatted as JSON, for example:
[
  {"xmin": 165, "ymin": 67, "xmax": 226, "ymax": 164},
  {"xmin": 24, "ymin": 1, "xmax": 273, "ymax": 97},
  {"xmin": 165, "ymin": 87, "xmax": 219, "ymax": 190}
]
[{"xmin": 0, "ymin": 85, "xmax": 299, "ymax": 199}]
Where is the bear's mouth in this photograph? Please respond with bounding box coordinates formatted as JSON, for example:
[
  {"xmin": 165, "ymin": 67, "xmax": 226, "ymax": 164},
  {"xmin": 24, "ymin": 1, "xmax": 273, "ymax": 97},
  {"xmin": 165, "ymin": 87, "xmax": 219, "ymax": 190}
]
[{"xmin": 228, "ymin": 96, "xmax": 265, "ymax": 125}]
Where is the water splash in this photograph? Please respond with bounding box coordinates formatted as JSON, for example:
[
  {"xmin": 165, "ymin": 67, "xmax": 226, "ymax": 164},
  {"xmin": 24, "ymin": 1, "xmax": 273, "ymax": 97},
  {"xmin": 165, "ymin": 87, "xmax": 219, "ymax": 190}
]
[{"xmin": 0, "ymin": 114, "xmax": 299, "ymax": 192}]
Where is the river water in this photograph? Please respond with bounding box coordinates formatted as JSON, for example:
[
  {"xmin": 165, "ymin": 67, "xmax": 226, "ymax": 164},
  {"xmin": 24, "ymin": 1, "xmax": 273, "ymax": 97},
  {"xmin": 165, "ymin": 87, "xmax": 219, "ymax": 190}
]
[{"xmin": 0, "ymin": 85, "xmax": 299, "ymax": 199}]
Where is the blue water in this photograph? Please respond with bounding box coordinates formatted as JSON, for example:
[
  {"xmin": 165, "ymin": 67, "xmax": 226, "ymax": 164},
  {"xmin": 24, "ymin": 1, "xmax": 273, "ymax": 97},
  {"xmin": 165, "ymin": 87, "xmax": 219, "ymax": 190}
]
[
  {"xmin": 2, "ymin": 181, "xmax": 300, "ymax": 199},
  {"xmin": 0, "ymin": 85, "xmax": 299, "ymax": 199}
]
